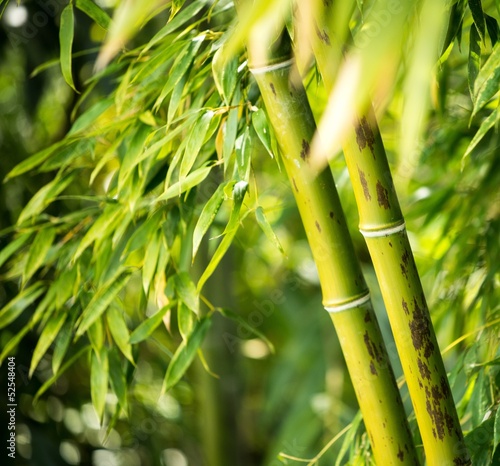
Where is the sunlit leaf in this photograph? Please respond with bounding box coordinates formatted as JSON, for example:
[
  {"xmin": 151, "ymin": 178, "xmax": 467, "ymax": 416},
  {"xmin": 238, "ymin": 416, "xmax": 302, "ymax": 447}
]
[
  {"xmin": 60, "ymin": 4, "xmax": 77, "ymax": 91},
  {"xmin": 162, "ymin": 317, "xmax": 211, "ymax": 393},
  {"xmin": 468, "ymin": 24, "xmax": 481, "ymax": 98},
  {"xmin": 23, "ymin": 227, "xmax": 56, "ymax": 285},
  {"xmin": 76, "ymin": 270, "xmax": 132, "ymax": 337},
  {"xmin": 174, "ymin": 272, "xmax": 199, "ymax": 314},
  {"xmin": 468, "ymin": 0, "xmax": 485, "ymax": 41},
  {"xmin": 157, "ymin": 165, "xmax": 213, "ymax": 202},
  {"xmin": 75, "ymin": 0, "xmax": 111, "ymax": 30},
  {"xmin": 473, "ymin": 41, "xmax": 500, "ymax": 115},
  {"xmin": 108, "ymin": 347, "xmax": 128, "ymax": 411},
  {"xmin": 91, "ymin": 346, "xmax": 109, "ymax": 422},
  {"xmin": 0, "ymin": 233, "xmax": 31, "ymax": 269},
  {"xmin": 255, "ymin": 206, "xmax": 284, "ymax": 255},
  {"xmin": 30, "ymin": 311, "xmax": 67, "ymax": 377},
  {"xmin": 129, "ymin": 302, "xmax": 175, "ymax": 344},
  {"xmin": 462, "ymin": 106, "xmax": 498, "ymax": 168},
  {"xmin": 106, "ymin": 306, "xmax": 134, "ymax": 364},
  {"xmin": 0, "ymin": 283, "xmax": 45, "ymax": 330},
  {"xmin": 252, "ymin": 108, "xmax": 273, "ymax": 157}
]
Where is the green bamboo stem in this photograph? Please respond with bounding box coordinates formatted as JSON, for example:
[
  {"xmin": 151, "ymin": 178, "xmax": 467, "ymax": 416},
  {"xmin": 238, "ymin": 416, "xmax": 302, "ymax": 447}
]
[
  {"xmin": 311, "ymin": 5, "xmax": 470, "ymax": 465},
  {"xmin": 246, "ymin": 34, "xmax": 420, "ymax": 465}
]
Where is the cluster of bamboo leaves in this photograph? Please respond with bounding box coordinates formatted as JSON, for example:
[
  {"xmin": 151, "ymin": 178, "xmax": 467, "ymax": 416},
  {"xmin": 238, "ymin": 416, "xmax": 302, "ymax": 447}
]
[{"xmin": 0, "ymin": 0, "xmax": 499, "ymax": 463}]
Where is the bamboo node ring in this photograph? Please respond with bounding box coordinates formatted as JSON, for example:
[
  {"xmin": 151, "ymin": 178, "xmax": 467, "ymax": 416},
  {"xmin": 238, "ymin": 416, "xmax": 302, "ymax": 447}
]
[
  {"xmin": 249, "ymin": 58, "xmax": 295, "ymax": 75},
  {"xmin": 359, "ymin": 222, "xmax": 406, "ymax": 238},
  {"xmin": 324, "ymin": 292, "xmax": 371, "ymax": 313}
]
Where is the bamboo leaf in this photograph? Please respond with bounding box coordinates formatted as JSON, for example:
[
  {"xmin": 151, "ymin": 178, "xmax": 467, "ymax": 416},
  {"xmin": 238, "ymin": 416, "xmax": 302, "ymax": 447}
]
[
  {"xmin": 108, "ymin": 347, "xmax": 128, "ymax": 411},
  {"xmin": 252, "ymin": 108, "xmax": 273, "ymax": 157},
  {"xmin": 29, "ymin": 311, "xmax": 67, "ymax": 377},
  {"xmin": 223, "ymin": 101, "xmax": 239, "ymax": 172},
  {"xmin": 485, "ymin": 14, "xmax": 499, "ymax": 45},
  {"xmin": 255, "ymin": 206, "xmax": 284, "ymax": 255},
  {"xmin": 106, "ymin": 306, "xmax": 134, "ymax": 364},
  {"xmin": 129, "ymin": 302, "xmax": 175, "ymax": 344},
  {"xmin": 87, "ymin": 316, "xmax": 104, "ymax": 353},
  {"xmin": 462, "ymin": 106, "xmax": 498, "ymax": 168},
  {"xmin": 162, "ymin": 317, "xmax": 211, "ymax": 393},
  {"xmin": 212, "ymin": 44, "xmax": 238, "ymax": 104},
  {"xmin": 167, "ymin": 74, "xmax": 187, "ymax": 125},
  {"xmin": 218, "ymin": 307, "xmax": 275, "ymax": 354},
  {"xmin": 192, "ymin": 181, "xmax": 229, "ymax": 260},
  {"xmin": 0, "ymin": 326, "xmax": 30, "ymax": 365},
  {"xmin": 180, "ymin": 110, "xmax": 214, "ymax": 178},
  {"xmin": 23, "ymin": 227, "xmax": 56, "ymax": 285},
  {"xmin": 157, "ymin": 165, "xmax": 213, "ymax": 202},
  {"xmin": 174, "ymin": 272, "xmax": 199, "ymax": 314},
  {"xmin": 142, "ymin": 231, "xmax": 161, "ymax": 295},
  {"xmin": 170, "ymin": 0, "xmax": 187, "ymax": 19},
  {"xmin": 0, "ymin": 283, "xmax": 45, "ymax": 330},
  {"xmin": 34, "ymin": 346, "xmax": 91, "ymax": 404},
  {"xmin": 468, "ymin": 24, "xmax": 481, "ymax": 98},
  {"xmin": 441, "ymin": 0, "xmax": 466, "ymax": 55},
  {"xmin": 0, "ymin": 233, "xmax": 31, "ymax": 269},
  {"xmin": 473, "ymin": 41, "xmax": 500, "ymax": 115},
  {"xmin": 60, "ymin": 4, "xmax": 77, "ymax": 92},
  {"xmin": 76, "ymin": 270, "xmax": 132, "ymax": 337},
  {"xmin": 468, "ymin": 0, "xmax": 485, "ymax": 41},
  {"xmin": 68, "ymin": 99, "xmax": 114, "ymax": 136},
  {"xmin": 236, "ymin": 127, "xmax": 252, "ymax": 182},
  {"xmin": 91, "ymin": 346, "xmax": 109, "ymax": 422},
  {"xmin": 118, "ymin": 123, "xmax": 152, "ymax": 189},
  {"xmin": 197, "ymin": 181, "xmax": 248, "ymax": 291},
  {"xmin": 17, "ymin": 174, "xmax": 76, "ymax": 225},
  {"xmin": 52, "ymin": 316, "xmax": 77, "ymax": 375},
  {"xmin": 75, "ymin": 0, "xmax": 111, "ymax": 30},
  {"xmin": 177, "ymin": 302, "xmax": 193, "ymax": 341},
  {"xmin": 494, "ymin": 406, "xmax": 500, "ymax": 453}
]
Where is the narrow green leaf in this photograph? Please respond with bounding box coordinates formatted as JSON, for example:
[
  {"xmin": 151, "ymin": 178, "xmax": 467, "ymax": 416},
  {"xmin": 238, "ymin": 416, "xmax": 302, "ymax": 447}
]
[
  {"xmin": 170, "ymin": 0, "xmax": 187, "ymax": 19},
  {"xmin": 212, "ymin": 44, "xmax": 238, "ymax": 104},
  {"xmin": 17, "ymin": 173, "xmax": 76, "ymax": 225},
  {"xmin": 0, "ymin": 283, "xmax": 46, "ymax": 330},
  {"xmin": 441, "ymin": 0, "xmax": 466, "ymax": 55},
  {"xmin": 157, "ymin": 165, "xmax": 212, "ymax": 202},
  {"xmin": 192, "ymin": 181, "xmax": 229, "ymax": 260},
  {"xmin": 468, "ymin": 0, "xmax": 485, "ymax": 41},
  {"xmin": 124, "ymin": 210, "xmax": 163, "ymax": 255},
  {"xmin": 485, "ymin": 14, "xmax": 499, "ymax": 45},
  {"xmin": 87, "ymin": 316, "xmax": 104, "ymax": 353},
  {"xmin": 174, "ymin": 272, "xmax": 199, "ymax": 314},
  {"xmin": 34, "ymin": 346, "xmax": 91, "ymax": 404},
  {"xmin": 177, "ymin": 302, "xmax": 193, "ymax": 341},
  {"xmin": 167, "ymin": 74, "xmax": 187, "ymax": 125},
  {"xmin": 142, "ymin": 231, "xmax": 161, "ymax": 295},
  {"xmin": 468, "ymin": 24, "xmax": 481, "ymax": 99},
  {"xmin": 91, "ymin": 347, "xmax": 109, "ymax": 423},
  {"xmin": 0, "ymin": 233, "xmax": 31, "ymax": 269},
  {"xmin": 29, "ymin": 311, "xmax": 67, "ymax": 377},
  {"xmin": 252, "ymin": 108, "xmax": 273, "ymax": 157},
  {"xmin": 106, "ymin": 306, "xmax": 134, "ymax": 364},
  {"xmin": 473, "ymin": 41, "xmax": 500, "ymax": 115},
  {"xmin": 223, "ymin": 102, "xmax": 239, "ymax": 173},
  {"xmin": 255, "ymin": 206, "xmax": 285, "ymax": 255},
  {"xmin": 236, "ymin": 127, "xmax": 252, "ymax": 182},
  {"xmin": 52, "ymin": 316, "xmax": 77, "ymax": 375},
  {"xmin": 68, "ymin": 99, "xmax": 114, "ymax": 136},
  {"xmin": 108, "ymin": 347, "xmax": 128, "ymax": 411},
  {"xmin": 462, "ymin": 106, "xmax": 498, "ymax": 168},
  {"xmin": 60, "ymin": 4, "xmax": 77, "ymax": 91},
  {"xmin": 75, "ymin": 0, "xmax": 111, "ymax": 30},
  {"xmin": 197, "ymin": 181, "xmax": 248, "ymax": 291},
  {"xmin": 0, "ymin": 326, "xmax": 30, "ymax": 365},
  {"xmin": 494, "ymin": 406, "xmax": 500, "ymax": 453},
  {"xmin": 180, "ymin": 111, "xmax": 214, "ymax": 178},
  {"xmin": 119, "ymin": 124, "xmax": 152, "ymax": 189},
  {"xmin": 129, "ymin": 302, "xmax": 175, "ymax": 344},
  {"xmin": 76, "ymin": 270, "xmax": 132, "ymax": 337},
  {"xmin": 23, "ymin": 227, "xmax": 56, "ymax": 285},
  {"xmin": 162, "ymin": 317, "xmax": 211, "ymax": 393},
  {"xmin": 218, "ymin": 307, "xmax": 275, "ymax": 354}
]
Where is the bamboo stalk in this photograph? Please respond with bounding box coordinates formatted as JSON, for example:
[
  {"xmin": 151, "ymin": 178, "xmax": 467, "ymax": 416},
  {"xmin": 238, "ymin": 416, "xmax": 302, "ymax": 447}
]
[
  {"xmin": 310, "ymin": 4, "xmax": 470, "ymax": 465},
  {"xmin": 246, "ymin": 31, "xmax": 420, "ymax": 465}
]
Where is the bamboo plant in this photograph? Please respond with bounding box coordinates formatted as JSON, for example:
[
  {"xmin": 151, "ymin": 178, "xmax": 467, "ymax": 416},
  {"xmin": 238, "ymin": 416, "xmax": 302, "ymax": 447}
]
[
  {"xmin": 309, "ymin": 2, "xmax": 471, "ymax": 464},
  {"xmin": 243, "ymin": 23, "xmax": 420, "ymax": 465}
]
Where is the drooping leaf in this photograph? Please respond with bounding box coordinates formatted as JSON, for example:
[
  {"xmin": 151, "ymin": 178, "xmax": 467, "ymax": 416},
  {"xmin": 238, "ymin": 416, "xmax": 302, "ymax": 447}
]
[
  {"xmin": 108, "ymin": 347, "xmax": 128, "ymax": 411},
  {"xmin": 23, "ymin": 227, "xmax": 56, "ymax": 285},
  {"xmin": 157, "ymin": 165, "xmax": 213, "ymax": 202},
  {"xmin": 68, "ymin": 98, "xmax": 114, "ymax": 136},
  {"xmin": 473, "ymin": 41, "xmax": 500, "ymax": 115},
  {"xmin": 174, "ymin": 272, "xmax": 199, "ymax": 314},
  {"xmin": 129, "ymin": 302, "xmax": 175, "ymax": 344},
  {"xmin": 252, "ymin": 108, "xmax": 273, "ymax": 157},
  {"xmin": 197, "ymin": 181, "xmax": 248, "ymax": 291},
  {"xmin": 0, "ymin": 326, "xmax": 30, "ymax": 365},
  {"xmin": 52, "ymin": 315, "xmax": 77, "ymax": 375},
  {"xmin": 75, "ymin": 0, "xmax": 111, "ymax": 30},
  {"xmin": 462, "ymin": 106, "xmax": 498, "ymax": 168},
  {"xmin": 180, "ymin": 110, "xmax": 214, "ymax": 178},
  {"xmin": 29, "ymin": 311, "xmax": 67, "ymax": 377},
  {"xmin": 255, "ymin": 206, "xmax": 285, "ymax": 255},
  {"xmin": 91, "ymin": 346, "xmax": 109, "ymax": 423},
  {"xmin": 192, "ymin": 181, "xmax": 230, "ymax": 260},
  {"xmin": 468, "ymin": 24, "xmax": 481, "ymax": 98},
  {"xmin": 162, "ymin": 316, "xmax": 211, "ymax": 393},
  {"xmin": 236, "ymin": 126, "xmax": 252, "ymax": 182},
  {"xmin": 212, "ymin": 43, "xmax": 239, "ymax": 105},
  {"xmin": 468, "ymin": 0, "xmax": 485, "ymax": 41},
  {"xmin": 0, "ymin": 283, "xmax": 46, "ymax": 330},
  {"xmin": 76, "ymin": 270, "xmax": 132, "ymax": 337},
  {"xmin": 177, "ymin": 301, "xmax": 194, "ymax": 341},
  {"xmin": 106, "ymin": 306, "xmax": 134, "ymax": 364},
  {"xmin": 142, "ymin": 231, "xmax": 162, "ymax": 295},
  {"xmin": 485, "ymin": 14, "xmax": 499, "ymax": 45},
  {"xmin": 60, "ymin": 4, "xmax": 77, "ymax": 91},
  {"xmin": 441, "ymin": 0, "xmax": 466, "ymax": 55}
]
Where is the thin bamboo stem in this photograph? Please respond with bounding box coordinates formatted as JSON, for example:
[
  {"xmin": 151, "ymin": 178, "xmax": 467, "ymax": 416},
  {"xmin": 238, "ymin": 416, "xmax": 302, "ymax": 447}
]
[
  {"xmin": 246, "ymin": 32, "xmax": 420, "ymax": 465},
  {"xmin": 310, "ymin": 4, "xmax": 470, "ymax": 464}
]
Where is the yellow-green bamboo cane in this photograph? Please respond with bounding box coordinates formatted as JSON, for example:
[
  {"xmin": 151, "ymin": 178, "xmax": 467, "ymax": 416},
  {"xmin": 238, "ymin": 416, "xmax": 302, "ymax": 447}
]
[
  {"xmin": 246, "ymin": 34, "xmax": 420, "ymax": 465},
  {"xmin": 310, "ymin": 5, "xmax": 470, "ymax": 465}
]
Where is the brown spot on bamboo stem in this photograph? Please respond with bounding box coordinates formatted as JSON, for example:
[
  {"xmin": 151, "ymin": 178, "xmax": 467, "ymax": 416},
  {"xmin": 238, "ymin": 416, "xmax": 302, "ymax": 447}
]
[
  {"xmin": 270, "ymin": 83, "xmax": 276, "ymax": 97},
  {"xmin": 370, "ymin": 361, "xmax": 377, "ymax": 375},
  {"xmin": 300, "ymin": 139, "xmax": 310, "ymax": 161},
  {"xmin": 389, "ymin": 241, "xmax": 393, "ymax": 247},
  {"xmin": 363, "ymin": 331, "xmax": 375, "ymax": 359},
  {"xmin": 315, "ymin": 24, "xmax": 331, "ymax": 45},
  {"xmin": 315, "ymin": 220, "xmax": 321, "ymax": 232},
  {"xmin": 409, "ymin": 299, "xmax": 434, "ymax": 358},
  {"xmin": 329, "ymin": 211, "xmax": 334, "ymax": 218},
  {"xmin": 417, "ymin": 358, "xmax": 431, "ymax": 380},
  {"xmin": 397, "ymin": 446, "xmax": 404, "ymax": 461},
  {"xmin": 292, "ymin": 178, "xmax": 299, "ymax": 192},
  {"xmin": 354, "ymin": 116, "xmax": 376, "ymax": 155},
  {"xmin": 364, "ymin": 311, "xmax": 372, "ymax": 322},
  {"xmin": 358, "ymin": 168, "xmax": 371, "ymax": 201},
  {"xmin": 376, "ymin": 180, "xmax": 390, "ymax": 209},
  {"xmin": 402, "ymin": 298, "xmax": 409, "ymax": 315}
]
